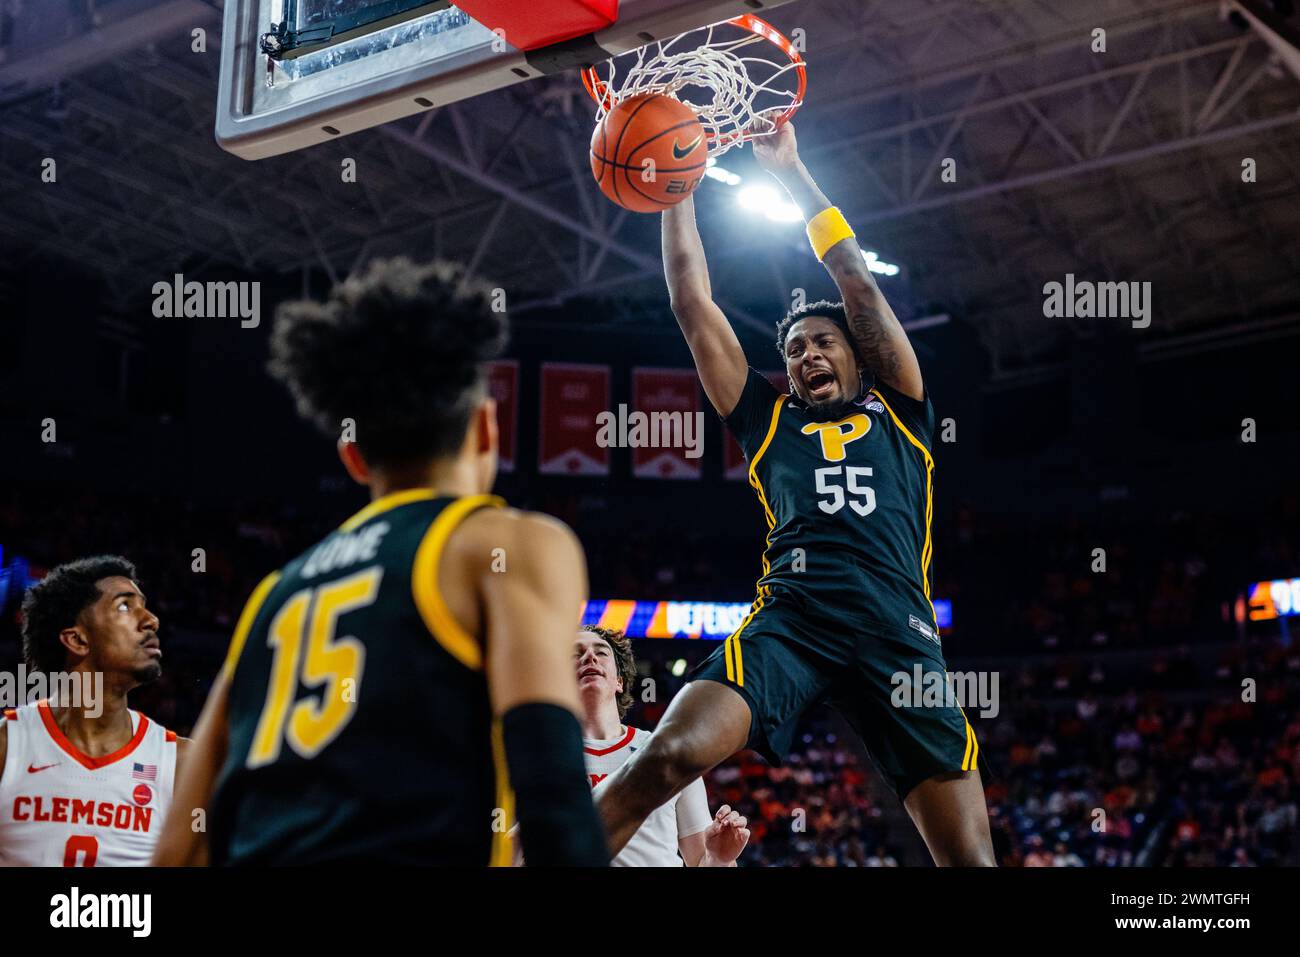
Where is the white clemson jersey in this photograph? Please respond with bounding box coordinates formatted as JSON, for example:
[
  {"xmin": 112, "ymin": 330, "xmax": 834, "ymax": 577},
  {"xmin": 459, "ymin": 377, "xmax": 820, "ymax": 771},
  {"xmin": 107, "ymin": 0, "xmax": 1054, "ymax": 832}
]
[
  {"xmin": 0, "ymin": 701, "xmax": 177, "ymax": 866},
  {"xmin": 585, "ymin": 726, "xmax": 711, "ymax": 867}
]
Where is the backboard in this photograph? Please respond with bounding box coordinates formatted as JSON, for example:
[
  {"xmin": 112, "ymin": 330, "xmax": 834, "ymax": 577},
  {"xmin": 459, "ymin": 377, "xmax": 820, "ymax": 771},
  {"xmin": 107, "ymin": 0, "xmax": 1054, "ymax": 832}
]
[{"xmin": 216, "ymin": 0, "xmax": 797, "ymax": 160}]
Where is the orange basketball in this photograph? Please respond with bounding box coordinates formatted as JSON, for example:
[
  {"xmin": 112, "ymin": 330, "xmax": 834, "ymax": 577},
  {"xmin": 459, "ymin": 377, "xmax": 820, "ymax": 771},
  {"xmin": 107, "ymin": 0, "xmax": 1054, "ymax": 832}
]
[{"xmin": 590, "ymin": 93, "xmax": 709, "ymax": 213}]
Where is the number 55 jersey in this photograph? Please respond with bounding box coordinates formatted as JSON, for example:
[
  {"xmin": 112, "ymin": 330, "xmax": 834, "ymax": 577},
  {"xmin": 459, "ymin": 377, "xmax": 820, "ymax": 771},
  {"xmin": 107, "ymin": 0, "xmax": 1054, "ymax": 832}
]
[
  {"xmin": 691, "ymin": 369, "xmax": 981, "ymax": 799},
  {"xmin": 726, "ymin": 367, "xmax": 939, "ymax": 644}
]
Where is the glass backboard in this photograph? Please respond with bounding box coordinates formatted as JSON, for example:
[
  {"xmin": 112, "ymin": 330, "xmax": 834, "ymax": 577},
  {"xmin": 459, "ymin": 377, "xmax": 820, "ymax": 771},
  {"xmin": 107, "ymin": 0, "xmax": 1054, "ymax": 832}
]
[{"xmin": 216, "ymin": 0, "xmax": 796, "ymax": 160}]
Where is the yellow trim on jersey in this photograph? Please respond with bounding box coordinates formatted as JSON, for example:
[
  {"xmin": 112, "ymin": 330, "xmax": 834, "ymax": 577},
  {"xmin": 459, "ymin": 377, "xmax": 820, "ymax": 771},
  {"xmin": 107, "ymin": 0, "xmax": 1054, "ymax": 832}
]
[
  {"xmin": 221, "ymin": 571, "xmax": 283, "ymax": 683},
  {"xmin": 723, "ymin": 394, "xmax": 786, "ymax": 687},
  {"xmin": 869, "ymin": 388, "xmax": 938, "ymax": 629},
  {"xmin": 339, "ymin": 487, "xmax": 440, "ymax": 532},
  {"xmin": 960, "ymin": 710, "xmax": 979, "ymax": 771},
  {"xmin": 489, "ymin": 719, "xmax": 516, "ymax": 867},
  {"xmin": 411, "ymin": 493, "xmax": 506, "ymax": 671},
  {"xmin": 868, "ymin": 389, "xmax": 931, "ymax": 462},
  {"xmin": 749, "ymin": 395, "xmax": 786, "ymax": 492},
  {"xmin": 723, "ymin": 602, "xmax": 755, "ymax": 686},
  {"xmin": 747, "ymin": 395, "xmax": 785, "ymax": 566}
]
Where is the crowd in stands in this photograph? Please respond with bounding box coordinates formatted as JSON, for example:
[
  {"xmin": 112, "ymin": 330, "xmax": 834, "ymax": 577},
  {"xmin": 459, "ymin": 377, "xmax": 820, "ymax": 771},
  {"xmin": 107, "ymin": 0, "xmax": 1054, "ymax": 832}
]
[
  {"xmin": 624, "ymin": 630, "xmax": 1300, "ymax": 867},
  {"xmin": 2, "ymin": 482, "xmax": 1297, "ymax": 866}
]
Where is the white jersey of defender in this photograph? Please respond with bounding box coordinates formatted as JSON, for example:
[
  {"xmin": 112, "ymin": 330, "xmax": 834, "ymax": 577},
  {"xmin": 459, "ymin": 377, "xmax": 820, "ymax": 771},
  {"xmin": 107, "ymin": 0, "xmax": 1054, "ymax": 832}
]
[
  {"xmin": 0, "ymin": 701, "xmax": 177, "ymax": 866},
  {"xmin": 585, "ymin": 726, "xmax": 711, "ymax": 867}
]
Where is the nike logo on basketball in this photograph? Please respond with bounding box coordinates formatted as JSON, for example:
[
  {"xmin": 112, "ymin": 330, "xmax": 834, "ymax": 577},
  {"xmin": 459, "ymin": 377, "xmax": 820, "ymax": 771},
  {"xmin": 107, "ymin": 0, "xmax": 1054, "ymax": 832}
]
[
  {"xmin": 672, "ymin": 135, "xmax": 703, "ymax": 160},
  {"xmin": 27, "ymin": 763, "xmax": 58, "ymax": 773}
]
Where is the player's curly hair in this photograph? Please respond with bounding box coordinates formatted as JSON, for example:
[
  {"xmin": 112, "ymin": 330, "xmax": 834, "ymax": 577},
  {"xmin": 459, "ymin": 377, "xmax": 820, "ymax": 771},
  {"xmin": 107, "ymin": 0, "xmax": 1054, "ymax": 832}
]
[
  {"xmin": 582, "ymin": 625, "xmax": 637, "ymax": 719},
  {"xmin": 268, "ymin": 257, "xmax": 508, "ymax": 468},
  {"xmin": 774, "ymin": 299, "xmax": 859, "ymax": 360},
  {"xmin": 21, "ymin": 555, "xmax": 138, "ymax": 674}
]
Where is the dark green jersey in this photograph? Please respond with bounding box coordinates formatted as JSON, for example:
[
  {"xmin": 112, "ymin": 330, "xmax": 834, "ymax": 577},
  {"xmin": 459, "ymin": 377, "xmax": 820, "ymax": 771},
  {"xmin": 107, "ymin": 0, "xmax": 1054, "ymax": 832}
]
[
  {"xmin": 725, "ymin": 368, "xmax": 939, "ymax": 644},
  {"xmin": 210, "ymin": 489, "xmax": 512, "ymax": 866}
]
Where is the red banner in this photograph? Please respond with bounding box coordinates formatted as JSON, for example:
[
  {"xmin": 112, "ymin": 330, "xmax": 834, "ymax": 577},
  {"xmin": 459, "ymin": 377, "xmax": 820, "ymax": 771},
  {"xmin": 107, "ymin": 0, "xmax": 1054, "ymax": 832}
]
[
  {"xmin": 725, "ymin": 370, "xmax": 790, "ymax": 480},
  {"xmin": 539, "ymin": 363, "xmax": 610, "ymax": 476},
  {"xmin": 631, "ymin": 368, "xmax": 704, "ymax": 480},
  {"xmin": 486, "ymin": 360, "xmax": 518, "ymax": 473}
]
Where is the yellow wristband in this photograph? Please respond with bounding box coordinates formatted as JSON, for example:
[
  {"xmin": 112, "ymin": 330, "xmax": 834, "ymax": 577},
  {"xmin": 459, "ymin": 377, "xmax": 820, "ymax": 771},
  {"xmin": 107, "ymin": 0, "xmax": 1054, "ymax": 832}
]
[{"xmin": 806, "ymin": 206, "xmax": 855, "ymax": 261}]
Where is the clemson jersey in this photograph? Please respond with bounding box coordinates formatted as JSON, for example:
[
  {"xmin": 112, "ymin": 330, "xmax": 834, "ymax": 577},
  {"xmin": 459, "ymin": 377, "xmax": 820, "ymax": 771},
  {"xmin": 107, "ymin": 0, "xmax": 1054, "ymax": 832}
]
[
  {"xmin": 0, "ymin": 701, "xmax": 177, "ymax": 866},
  {"xmin": 586, "ymin": 726, "xmax": 711, "ymax": 867}
]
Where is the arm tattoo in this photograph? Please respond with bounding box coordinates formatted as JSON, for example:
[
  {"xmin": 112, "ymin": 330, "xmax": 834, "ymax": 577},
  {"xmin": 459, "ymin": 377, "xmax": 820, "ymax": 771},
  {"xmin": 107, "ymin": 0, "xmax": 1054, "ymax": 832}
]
[
  {"xmin": 847, "ymin": 303, "xmax": 901, "ymax": 381},
  {"xmin": 822, "ymin": 242, "xmax": 900, "ymax": 380}
]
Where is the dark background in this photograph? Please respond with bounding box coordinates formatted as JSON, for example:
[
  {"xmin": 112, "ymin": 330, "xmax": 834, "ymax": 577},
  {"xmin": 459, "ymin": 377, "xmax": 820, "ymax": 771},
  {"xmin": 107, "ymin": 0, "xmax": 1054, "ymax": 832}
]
[{"xmin": 2, "ymin": 0, "xmax": 1299, "ymax": 867}]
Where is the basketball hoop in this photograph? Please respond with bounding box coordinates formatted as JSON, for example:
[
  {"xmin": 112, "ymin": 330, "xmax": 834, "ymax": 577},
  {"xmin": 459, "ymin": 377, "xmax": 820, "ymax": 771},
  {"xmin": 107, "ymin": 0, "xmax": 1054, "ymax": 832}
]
[{"xmin": 582, "ymin": 15, "xmax": 806, "ymax": 159}]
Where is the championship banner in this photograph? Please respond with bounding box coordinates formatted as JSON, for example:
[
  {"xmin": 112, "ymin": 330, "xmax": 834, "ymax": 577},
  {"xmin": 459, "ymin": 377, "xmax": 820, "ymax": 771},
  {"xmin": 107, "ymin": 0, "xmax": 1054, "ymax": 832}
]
[
  {"xmin": 485, "ymin": 360, "xmax": 518, "ymax": 473},
  {"xmin": 631, "ymin": 367, "xmax": 703, "ymax": 480},
  {"xmin": 724, "ymin": 370, "xmax": 790, "ymax": 480},
  {"xmin": 539, "ymin": 362, "xmax": 610, "ymax": 476}
]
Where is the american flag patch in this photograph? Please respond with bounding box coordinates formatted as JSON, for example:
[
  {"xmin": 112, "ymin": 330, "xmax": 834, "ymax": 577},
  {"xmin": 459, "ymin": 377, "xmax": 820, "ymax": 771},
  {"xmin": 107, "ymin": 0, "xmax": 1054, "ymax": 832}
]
[{"xmin": 132, "ymin": 763, "xmax": 157, "ymax": 782}]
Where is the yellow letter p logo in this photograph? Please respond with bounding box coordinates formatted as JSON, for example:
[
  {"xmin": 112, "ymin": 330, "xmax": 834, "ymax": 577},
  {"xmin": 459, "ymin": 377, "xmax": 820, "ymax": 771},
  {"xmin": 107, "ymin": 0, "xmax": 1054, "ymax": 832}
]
[{"xmin": 801, "ymin": 414, "xmax": 871, "ymax": 462}]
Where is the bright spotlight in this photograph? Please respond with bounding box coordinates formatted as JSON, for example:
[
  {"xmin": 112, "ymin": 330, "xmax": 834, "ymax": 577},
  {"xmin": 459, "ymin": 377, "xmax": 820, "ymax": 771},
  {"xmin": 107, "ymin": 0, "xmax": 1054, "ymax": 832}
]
[
  {"xmin": 863, "ymin": 250, "xmax": 902, "ymax": 277},
  {"xmin": 737, "ymin": 185, "xmax": 803, "ymax": 223},
  {"xmin": 705, "ymin": 165, "xmax": 743, "ymax": 187}
]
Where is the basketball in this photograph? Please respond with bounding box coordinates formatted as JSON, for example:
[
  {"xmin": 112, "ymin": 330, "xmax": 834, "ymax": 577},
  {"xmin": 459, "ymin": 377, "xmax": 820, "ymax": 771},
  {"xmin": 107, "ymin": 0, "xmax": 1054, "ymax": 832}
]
[
  {"xmin": 9, "ymin": 0, "xmax": 1298, "ymax": 929},
  {"xmin": 589, "ymin": 93, "xmax": 709, "ymax": 213}
]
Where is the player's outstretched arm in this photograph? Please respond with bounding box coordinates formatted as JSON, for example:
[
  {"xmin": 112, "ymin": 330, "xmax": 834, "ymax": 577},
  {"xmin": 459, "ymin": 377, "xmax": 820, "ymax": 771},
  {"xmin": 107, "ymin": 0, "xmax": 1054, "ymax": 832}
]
[
  {"xmin": 152, "ymin": 675, "xmax": 227, "ymax": 866},
  {"xmin": 755, "ymin": 122, "xmax": 925, "ymax": 402},
  {"xmin": 472, "ymin": 510, "xmax": 609, "ymax": 866},
  {"xmin": 663, "ymin": 195, "xmax": 748, "ymax": 417}
]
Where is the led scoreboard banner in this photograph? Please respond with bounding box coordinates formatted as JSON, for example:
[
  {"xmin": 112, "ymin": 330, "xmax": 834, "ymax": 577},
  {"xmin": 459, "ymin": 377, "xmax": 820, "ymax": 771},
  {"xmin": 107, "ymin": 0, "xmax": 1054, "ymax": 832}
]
[
  {"xmin": 583, "ymin": 600, "xmax": 751, "ymax": 640},
  {"xmin": 584, "ymin": 598, "xmax": 953, "ymax": 639},
  {"xmin": 1245, "ymin": 577, "xmax": 1300, "ymax": 621}
]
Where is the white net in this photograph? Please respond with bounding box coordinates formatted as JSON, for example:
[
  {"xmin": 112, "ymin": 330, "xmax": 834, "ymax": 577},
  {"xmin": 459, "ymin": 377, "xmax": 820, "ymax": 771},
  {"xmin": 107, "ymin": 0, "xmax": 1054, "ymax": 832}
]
[{"xmin": 586, "ymin": 19, "xmax": 805, "ymax": 159}]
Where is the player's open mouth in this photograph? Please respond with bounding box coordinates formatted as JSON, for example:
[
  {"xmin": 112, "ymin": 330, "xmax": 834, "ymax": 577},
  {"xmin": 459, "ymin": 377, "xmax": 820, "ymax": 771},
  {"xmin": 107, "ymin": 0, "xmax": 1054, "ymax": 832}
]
[
  {"xmin": 578, "ymin": 667, "xmax": 603, "ymax": 681},
  {"xmin": 805, "ymin": 369, "xmax": 836, "ymax": 400}
]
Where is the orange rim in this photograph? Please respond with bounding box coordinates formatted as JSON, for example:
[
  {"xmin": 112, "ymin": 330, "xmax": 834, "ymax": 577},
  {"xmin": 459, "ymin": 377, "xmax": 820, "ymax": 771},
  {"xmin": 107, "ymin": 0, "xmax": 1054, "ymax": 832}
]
[{"xmin": 581, "ymin": 14, "xmax": 807, "ymax": 147}]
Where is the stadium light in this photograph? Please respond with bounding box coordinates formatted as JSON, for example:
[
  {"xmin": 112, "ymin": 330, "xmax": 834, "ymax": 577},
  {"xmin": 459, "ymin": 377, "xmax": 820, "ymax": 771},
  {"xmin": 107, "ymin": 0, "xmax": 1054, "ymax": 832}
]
[
  {"xmin": 864, "ymin": 250, "xmax": 901, "ymax": 277},
  {"xmin": 704, "ymin": 158, "xmax": 743, "ymax": 187},
  {"xmin": 704, "ymin": 159, "xmax": 904, "ymax": 266},
  {"xmin": 671, "ymin": 658, "xmax": 688, "ymax": 677},
  {"xmin": 737, "ymin": 184, "xmax": 804, "ymax": 223}
]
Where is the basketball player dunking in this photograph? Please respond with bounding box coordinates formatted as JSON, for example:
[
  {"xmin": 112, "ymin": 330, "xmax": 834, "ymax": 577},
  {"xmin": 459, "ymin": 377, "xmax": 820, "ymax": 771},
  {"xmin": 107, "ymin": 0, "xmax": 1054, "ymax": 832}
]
[
  {"xmin": 0, "ymin": 556, "xmax": 187, "ymax": 866},
  {"xmin": 152, "ymin": 258, "xmax": 607, "ymax": 866},
  {"xmin": 594, "ymin": 122, "xmax": 996, "ymax": 865}
]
